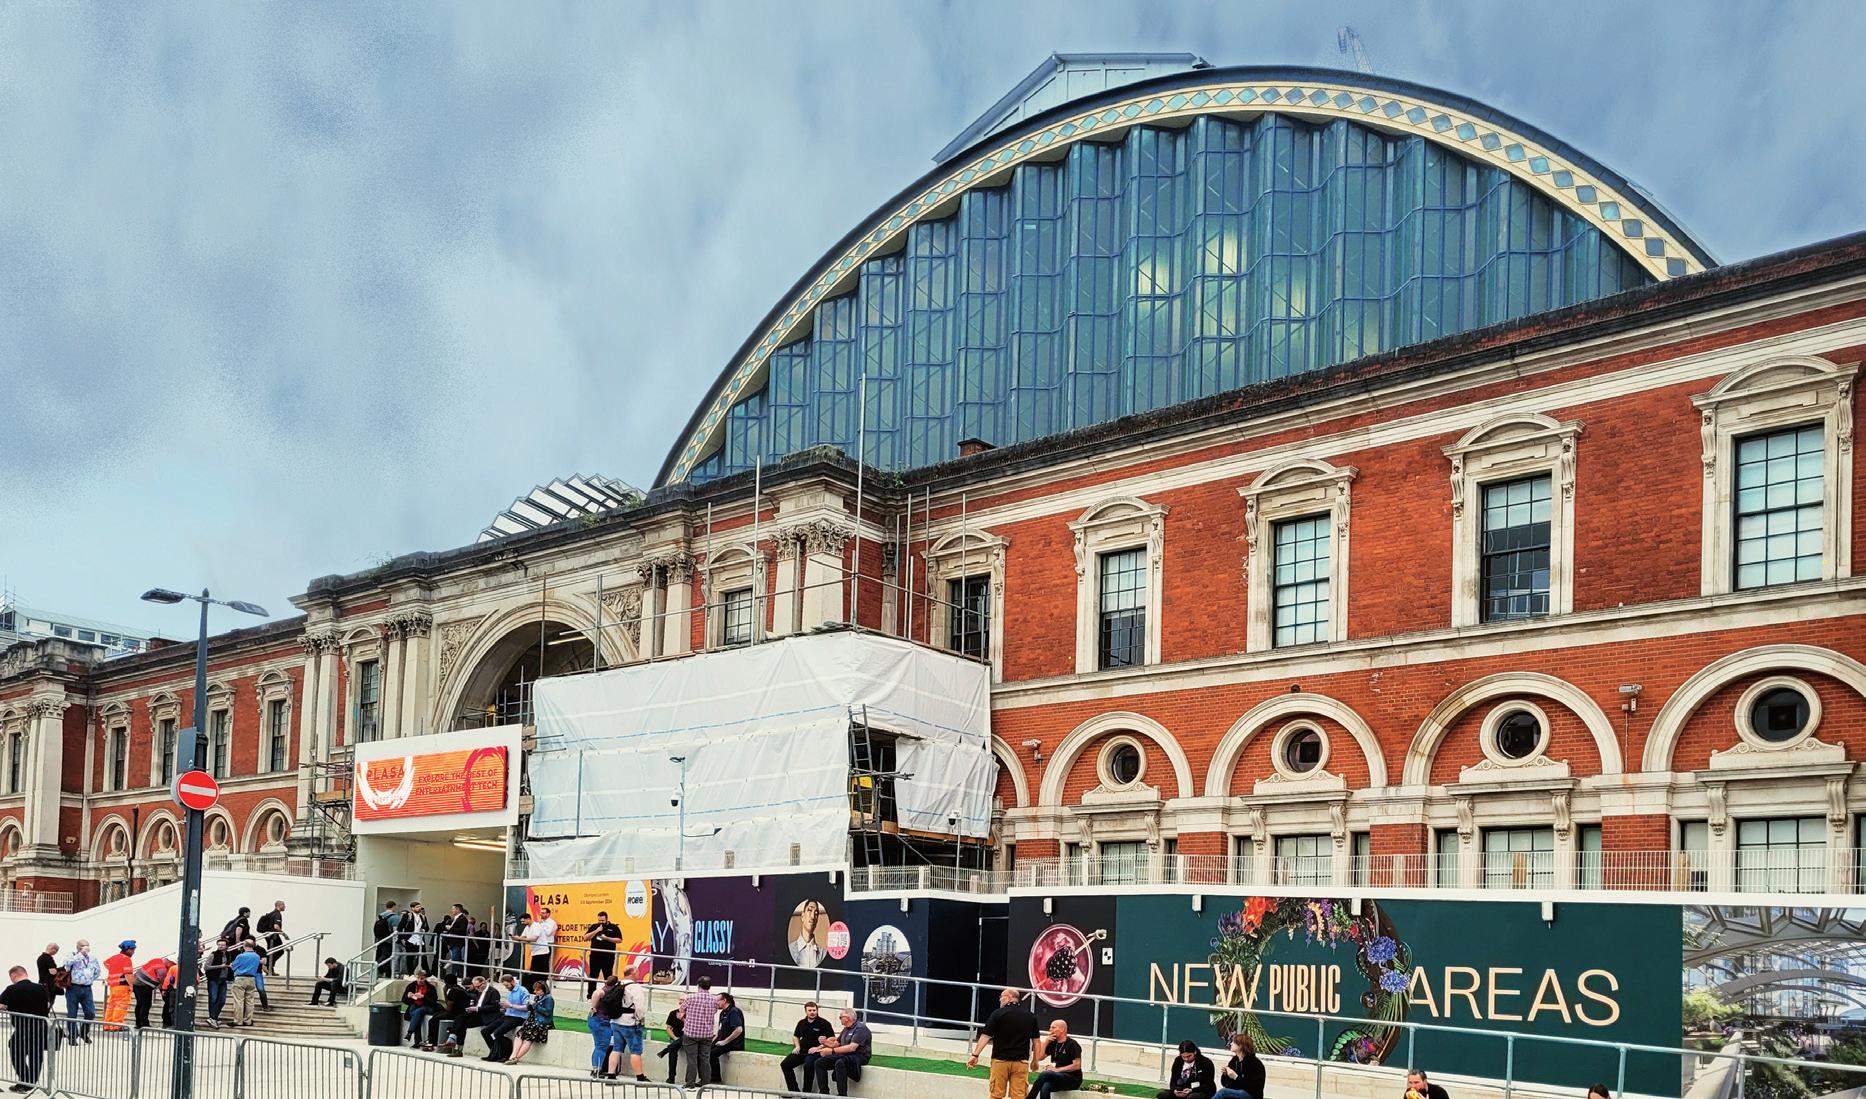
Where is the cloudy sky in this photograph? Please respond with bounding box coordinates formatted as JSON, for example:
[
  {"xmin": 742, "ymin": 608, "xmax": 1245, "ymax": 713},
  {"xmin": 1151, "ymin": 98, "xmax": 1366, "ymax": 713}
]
[{"xmin": 3, "ymin": 1, "xmax": 1862, "ymax": 633}]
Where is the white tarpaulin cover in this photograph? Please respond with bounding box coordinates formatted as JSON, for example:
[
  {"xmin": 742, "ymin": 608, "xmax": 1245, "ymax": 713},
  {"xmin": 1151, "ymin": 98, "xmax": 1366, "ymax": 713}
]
[{"xmin": 524, "ymin": 631, "xmax": 993, "ymax": 878}]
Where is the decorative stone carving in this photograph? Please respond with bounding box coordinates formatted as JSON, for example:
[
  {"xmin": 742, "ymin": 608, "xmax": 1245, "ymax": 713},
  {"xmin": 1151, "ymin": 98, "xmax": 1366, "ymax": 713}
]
[
  {"xmin": 662, "ymin": 556, "xmax": 695, "ymax": 585},
  {"xmin": 775, "ymin": 530, "xmax": 802, "ymax": 560},
  {"xmin": 601, "ymin": 588, "xmax": 644, "ymax": 648},
  {"xmin": 1841, "ymin": 380, "xmax": 1855, "ymax": 455},
  {"xmin": 1550, "ymin": 791, "xmax": 1572, "ymax": 837},
  {"xmin": 799, "ymin": 520, "xmax": 854, "ymax": 557},
  {"xmin": 1455, "ymin": 796, "xmax": 1474, "ymax": 839},
  {"xmin": 1329, "ymin": 801, "xmax": 1347, "ymax": 846},
  {"xmin": 1241, "ymin": 808, "xmax": 1266, "ymax": 844},
  {"xmin": 435, "ymin": 616, "xmax": 486, "ymax": 686},
  {"xmin": 1448, "ymin": 457, "xmax": 1466, "ymax": 518},
  {"xmin": 299, "ymin": 629, "xmax": 341, "ymax": 656},
  {"xmin": 1699, "ymin": 410, "xmax": 1717, "ymax": 479},
  {"xmin": 1144, "ymin": 813, "xmax": 1161, "ymax": 849},
  {"xmin": 388, "ymin": 610, "xmax": 432, "ymax": 639},
  {"xmin": 1705, "ymin": 782, "xmax": 1728, "ymax": 836},
  {"xmin": 879, "ymin": 543, "xmax": 899, "ymax": 581},
  {"xmin": 1829, "ymin": 776, "xmax": 1850, "ymax": 829},
  {"xmin": 23, "ymin": 698, "xmax": 67, "ymax": 720}
]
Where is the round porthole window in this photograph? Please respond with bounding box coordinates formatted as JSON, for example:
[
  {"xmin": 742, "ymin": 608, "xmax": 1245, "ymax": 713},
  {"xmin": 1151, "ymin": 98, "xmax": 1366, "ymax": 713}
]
[
  {"xmin": 1479, "ymin": 702, "xmax": 1550, "ymax": 767},
  {"xmin": 1108, "ymin": 743, "xmax": 1142, "ymax": 785},
  {"xmin": 1736, "ymin": 677, "xmax": 1822, "ymax": 749},
  {"xmin": 1494, "ymin": 711, "xmax": 1543, "ymax": 761},
  {"xmin": 1269, "ymin": 721, "xmax": 1331, "ymax": 780},
  {"xmin": 1283, "ymin": 727, "xmax": 1324, "ymax": 774},
  {"xmin": 1750, "ymin": 688, "xmax": 1811, "ymax": 743},
  {"xmin": 1097, "ymin": 736, "xmax": 1148, "ymax": 789}
]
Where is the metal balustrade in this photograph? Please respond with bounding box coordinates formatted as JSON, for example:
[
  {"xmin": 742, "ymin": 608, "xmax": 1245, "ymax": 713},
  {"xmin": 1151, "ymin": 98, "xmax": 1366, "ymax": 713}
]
[
  {"xmin": 0, "ymin": 1000, "xmax": 1854, "ymax": 1099},
  {"xmin": 842, "ymin": 848, "xmax": 1866, "ymax": 895}
]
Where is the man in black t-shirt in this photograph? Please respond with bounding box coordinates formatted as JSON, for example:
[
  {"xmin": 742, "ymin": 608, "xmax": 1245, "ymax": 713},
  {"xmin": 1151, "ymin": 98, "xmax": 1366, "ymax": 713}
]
[
  {"xmin": 0, "ymin": 965, "xmax": 49, "ymax": 1090},
  {"xmin": 1031, "ymin": 1019, "xmax": 1083, "ymax": 1097},
  {"xmin": 1405, "ymin": 1069, "xmax": 1451, "ymax": 1099},
  {"xmin": 584, "ymin": 911, "xmax": 622, "ymax": 993},
  {"xmin": 967, "ymin": 987, "xmax": 1042, "ymax": 1099},
  {"xmin": 781, "ymin": 1000, "xmax": 837, "ymax": 1093}
]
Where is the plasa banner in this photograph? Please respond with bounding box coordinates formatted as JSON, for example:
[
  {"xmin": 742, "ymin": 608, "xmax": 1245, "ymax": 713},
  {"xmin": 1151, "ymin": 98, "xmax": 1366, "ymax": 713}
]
[
  {"xmin": 526, "ymin": 880, "xmax": 655, "ymax": 984},
  {"xmin": 354, "ymin": 747, "xmax": 508, "ymax": 821}
]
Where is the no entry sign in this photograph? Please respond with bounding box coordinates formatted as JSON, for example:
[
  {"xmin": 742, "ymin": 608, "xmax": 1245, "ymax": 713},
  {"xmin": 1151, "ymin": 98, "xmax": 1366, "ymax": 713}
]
[{"xmin": 175, "ymin": 770, "xmax": 220, "ymax": 812}]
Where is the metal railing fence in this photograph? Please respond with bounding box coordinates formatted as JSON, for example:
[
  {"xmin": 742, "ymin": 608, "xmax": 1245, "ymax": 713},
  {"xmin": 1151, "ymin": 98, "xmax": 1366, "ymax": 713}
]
[
  {"xmin": 0, "ymin": 1015, "xmax": 362, "ymax": 1099},
  {"xmin": 0, "ymin": 1006, "xmax": 1854, "ymax": 1099},
  {"xmin": 514, "ymin": 1074, "xmax": 687, "ymax": 1099},
  {"xmin": 835, "ymin": 847, "xmax": 1866, "ymax": 896},
  {"xmin": 327, "ymin": 933, "xmax": 1866, "ymax": 1099}
]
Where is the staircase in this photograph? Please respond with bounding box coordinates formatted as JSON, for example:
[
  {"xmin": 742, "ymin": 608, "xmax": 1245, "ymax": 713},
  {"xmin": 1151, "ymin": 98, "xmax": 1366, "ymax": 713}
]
[{"xmin": 210, "ymin": 976, "xmax": 356, "ymax": 1041}]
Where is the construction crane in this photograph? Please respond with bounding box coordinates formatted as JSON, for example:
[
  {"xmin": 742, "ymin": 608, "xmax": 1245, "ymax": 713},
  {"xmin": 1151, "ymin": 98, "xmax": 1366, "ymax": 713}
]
[{"xmin": 1337, "ymin": 26, "xmax": 1376, "ymax": 75}]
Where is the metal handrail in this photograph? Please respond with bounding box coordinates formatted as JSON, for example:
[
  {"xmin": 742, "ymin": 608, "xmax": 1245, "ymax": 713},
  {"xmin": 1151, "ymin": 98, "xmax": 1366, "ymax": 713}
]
[{"xmin": 1, "ymin": 1007, "xmax": 1862, "ymax": 1099}]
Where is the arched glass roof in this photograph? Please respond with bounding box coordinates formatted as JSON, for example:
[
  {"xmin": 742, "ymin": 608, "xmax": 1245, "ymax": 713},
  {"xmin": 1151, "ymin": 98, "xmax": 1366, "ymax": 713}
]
[{"xmin": 659, "ymin": 66, "xmax": 1715, "ymax": 486}]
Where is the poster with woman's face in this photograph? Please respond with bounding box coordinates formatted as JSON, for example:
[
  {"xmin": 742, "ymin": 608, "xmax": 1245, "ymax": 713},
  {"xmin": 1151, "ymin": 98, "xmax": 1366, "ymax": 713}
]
[{"xmin": 788, "ymin": 898, "xmax": 831, "ymax": 968}]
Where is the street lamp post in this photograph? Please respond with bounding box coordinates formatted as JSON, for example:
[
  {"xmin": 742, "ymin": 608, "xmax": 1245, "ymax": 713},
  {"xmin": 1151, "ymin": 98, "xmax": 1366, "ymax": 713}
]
[
  {"xmin": 668, "ymin": 755, "xmax": 719, "ymax": 873},
  {"xmin": 140, "ymin": 588, "xmax": 267, "ymax": 1099}
]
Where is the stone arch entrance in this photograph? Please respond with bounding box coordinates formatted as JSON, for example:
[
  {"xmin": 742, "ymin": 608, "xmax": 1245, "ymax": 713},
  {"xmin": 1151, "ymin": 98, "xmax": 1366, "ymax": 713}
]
[{"xmin": 445, "ymin": 619, "xmax": 595, "ymax": 730}]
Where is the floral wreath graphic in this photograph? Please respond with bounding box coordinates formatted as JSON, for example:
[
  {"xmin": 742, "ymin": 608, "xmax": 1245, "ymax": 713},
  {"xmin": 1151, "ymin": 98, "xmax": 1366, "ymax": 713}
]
[{"xmin": 1207, "ymin": 897, "xmax": 1410, "ymax": 1065}]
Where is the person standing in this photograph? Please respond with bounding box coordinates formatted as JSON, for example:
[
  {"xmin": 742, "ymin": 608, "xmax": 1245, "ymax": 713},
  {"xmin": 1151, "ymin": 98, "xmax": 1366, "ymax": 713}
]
[
  {"xmin": 466, "ymin": 917, "xmax": 492, "ymax": 980},
  {"xmin": 33, "ymin": 945, "xmax": 59, "ymax": 1002},
  {"xmin": 584, "ymin": 911, "xmax": 622, "ymax": 992},
  {"xmin": 202, "ymin": 939, "xmax": 233, "ymax": 1026},
  {"xmin": 1154, "ymin": 1040, "xmax": 1216, "ymax": 1099},
  {"xmin": 227, "ymin": 945, "xmax": 263, "ymax": 1027},
  {"xmin": 131, "ymin": 956, "xmax": 171, "ymax": 1030},
  {"xmin": 1031, "ymin": 1019, "xmax": 1084, "ymax": 1098},
  {"xmin": 522, "ymin": 906, "xmax": 558, "ymax": 984},
  {"xmin": 62, "ymin": 941, "xmax": 101, "ymax": 1044},
  {"xmin": 967, "ymin": 988, "xmax": 1042, "ymax": 1099},
  {"xmin": 600, "ymin": 973, "xmax": 649, "ymax": 1082},
  {"xmin": 256, "ymin": 901, "xmax": 286, "ymax": 973},
  {"xmin": 0, "ymin": 965, "xmax": 49, "ymax": 1092},
  {"xmin": 586, "ymin": 977, "xmax": 617, "ymax": 1080},
  {"xmin": 677, "ymin": 976, "xmax": 719, "ymax": 1087},
  {"xmin": 400, "ymin": 902, "xmax": 431, "ymax": 977},
  {"xmin": 810, "ymin": 1008, "xmax": 872, "ymax": 1097},
  {"xmin": 220, "ymin": 907, "xmax": 253, "ymax": 949},
  {"xmin": 710, "ymin": 991, "xmax": 744, "ymax": 1081},
  {"xmin": 100, "ymin": 942, "xmax": 135, "ymax": 1033},
  {"xmin": 373, "ymin": 900, "xmax": 401, "ymax": 977},
  {"xmin": 1214, "ymin": 1033, "xmax": 1265, "ymax": 1099},
  {"xmin": 780, "ymin": 1001, "xmax": 836, "ymax": 1093},
  {"xmin": 437, "ymin": 904, "xmax": 470, "ymax": 979},
  {"xmin": 1403, "ymin": 1069, "xmax": 1450, "ymax": 1099}
]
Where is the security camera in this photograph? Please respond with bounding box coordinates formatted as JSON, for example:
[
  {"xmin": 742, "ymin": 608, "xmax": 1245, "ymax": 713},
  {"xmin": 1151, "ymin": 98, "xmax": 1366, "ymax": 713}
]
[
  {"xmin": 1618, "ymin": 684, "xmax": 1643, "ymax": 695},
  {"xmin": 670, "ymin": 798, "xmax": 680, "ymax": 808}
]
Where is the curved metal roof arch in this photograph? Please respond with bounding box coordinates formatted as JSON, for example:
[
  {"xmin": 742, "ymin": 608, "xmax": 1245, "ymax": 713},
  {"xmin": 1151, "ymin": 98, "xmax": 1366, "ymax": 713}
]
[{"xmin": 656, "ymin": 64, "xmax": 1717, "ymax": 485}]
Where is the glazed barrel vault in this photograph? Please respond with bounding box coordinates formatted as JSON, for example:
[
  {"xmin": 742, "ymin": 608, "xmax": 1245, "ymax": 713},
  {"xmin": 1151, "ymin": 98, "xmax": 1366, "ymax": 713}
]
[{"xmin": 661, "ymin": 66, "xmax": 1714, "ymax": 485}]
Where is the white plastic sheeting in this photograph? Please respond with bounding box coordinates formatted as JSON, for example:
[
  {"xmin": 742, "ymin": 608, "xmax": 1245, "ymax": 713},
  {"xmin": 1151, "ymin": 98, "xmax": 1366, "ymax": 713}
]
[{"xmin": 524, "ymin": 631, "xmax": 993, "ymax": 879}]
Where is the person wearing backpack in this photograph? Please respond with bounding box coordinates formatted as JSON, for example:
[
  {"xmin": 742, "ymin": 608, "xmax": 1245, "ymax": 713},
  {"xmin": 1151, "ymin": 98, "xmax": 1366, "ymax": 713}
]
[{"xmin": 599, "ymin": 973, "xmax": 649, "ymax": 1082}]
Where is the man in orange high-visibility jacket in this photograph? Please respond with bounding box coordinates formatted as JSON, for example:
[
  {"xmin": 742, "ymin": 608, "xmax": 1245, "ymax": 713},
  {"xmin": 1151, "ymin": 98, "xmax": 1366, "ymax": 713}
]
[{"xmin": 100, "ymin": 941, "xmax": 135, "ymax": 1032}]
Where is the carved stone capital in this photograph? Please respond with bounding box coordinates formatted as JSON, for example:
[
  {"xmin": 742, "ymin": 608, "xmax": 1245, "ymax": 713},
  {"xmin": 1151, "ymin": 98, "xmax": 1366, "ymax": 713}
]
[
  {"xmin": 390, "ymin": 610, "xmax": 433, "ymax": 639},
  {"xmin": 300, "ymin": 629, "xmax": 341, "ymax": 657},
  {"xmin": 24, "ymin": 698, "xmax": 68, "ymax": 720},
  {"xmin": 798, "ymin": 520, "xmax": 855, "ymax": 557}
]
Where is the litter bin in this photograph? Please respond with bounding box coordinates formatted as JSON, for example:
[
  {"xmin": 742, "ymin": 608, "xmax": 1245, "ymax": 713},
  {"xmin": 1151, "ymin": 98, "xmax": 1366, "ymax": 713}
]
[{"xmin": 367, "ymin": 1002, "xmax": 402, "ymax": 1047}]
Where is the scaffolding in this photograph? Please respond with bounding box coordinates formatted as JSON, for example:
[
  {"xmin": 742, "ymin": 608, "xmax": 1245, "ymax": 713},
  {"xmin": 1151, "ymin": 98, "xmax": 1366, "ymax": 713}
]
[{"xmin": 303, "ymin": 748, "xmax": 356, "ymax": 863}]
